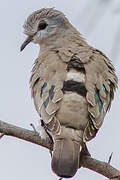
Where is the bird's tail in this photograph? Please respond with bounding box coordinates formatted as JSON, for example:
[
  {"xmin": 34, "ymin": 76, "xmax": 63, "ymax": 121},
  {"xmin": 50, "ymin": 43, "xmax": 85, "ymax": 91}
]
[{"xmin": 51, "ymin": 137, "xmax": 80, "ymax": 178}]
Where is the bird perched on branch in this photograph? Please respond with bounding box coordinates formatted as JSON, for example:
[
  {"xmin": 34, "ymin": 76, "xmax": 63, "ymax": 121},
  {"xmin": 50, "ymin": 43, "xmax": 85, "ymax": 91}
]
[{"xmin": 20, "ymin": 8, "xmax": 118, "ymax": 178}]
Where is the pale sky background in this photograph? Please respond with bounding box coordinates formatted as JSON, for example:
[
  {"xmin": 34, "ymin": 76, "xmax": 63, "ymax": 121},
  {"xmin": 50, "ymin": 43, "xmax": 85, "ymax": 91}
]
[{"xmin": 0, "ymin": 0, "xmax": 120, "ymax": 180}]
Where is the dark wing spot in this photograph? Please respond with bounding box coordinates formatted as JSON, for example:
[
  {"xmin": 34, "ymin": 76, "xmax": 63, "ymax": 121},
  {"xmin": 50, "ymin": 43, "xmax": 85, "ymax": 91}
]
[
  {"xmin": 40, "ymin": 82, "xmax": 47, "ymax": 97},
  {"xmin": 49, "ymin": 85, "xmax": 55, "ymax": 100},
  {"xmin": 43, "ymin": 97, "xmax": 49, "ymax": 108},
  {"xmin": 95, "ymin": 89, "xmax": 103, "ymax": 112}
]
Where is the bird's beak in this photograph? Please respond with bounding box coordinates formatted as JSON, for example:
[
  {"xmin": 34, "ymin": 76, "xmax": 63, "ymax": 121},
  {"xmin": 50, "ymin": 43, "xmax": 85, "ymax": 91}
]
[{"xmin": 20, "ymin": 36, "xmax": 33, "ymax": 52}]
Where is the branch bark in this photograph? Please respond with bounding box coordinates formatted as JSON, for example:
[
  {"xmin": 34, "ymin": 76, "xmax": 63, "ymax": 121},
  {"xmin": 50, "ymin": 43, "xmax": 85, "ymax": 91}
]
[{"xmin": 0, "ymin": 120, "xmax": 120, "ymax": 179}]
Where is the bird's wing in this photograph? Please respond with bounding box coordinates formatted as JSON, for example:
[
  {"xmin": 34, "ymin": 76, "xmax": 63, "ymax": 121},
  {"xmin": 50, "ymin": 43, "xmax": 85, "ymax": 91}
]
[
  {"xmin": 30, "ymin": 50, "xmax": 67, "ymax": 134},
  {"xmin": 82, "ymin": 49, "xmax": 118, "ymax": 141}
]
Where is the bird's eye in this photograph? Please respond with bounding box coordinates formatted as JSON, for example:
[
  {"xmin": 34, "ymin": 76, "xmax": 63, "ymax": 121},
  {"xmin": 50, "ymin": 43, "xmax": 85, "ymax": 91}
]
[{"xmin": 38, "ymin": 21, "xmax": 48, "ymax": 31}]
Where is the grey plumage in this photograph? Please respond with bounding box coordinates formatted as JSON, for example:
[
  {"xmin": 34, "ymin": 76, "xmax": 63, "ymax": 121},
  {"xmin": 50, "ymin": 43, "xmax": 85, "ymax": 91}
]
[{"xmin": 21, "ymin": 8, "xmax": 118, "ymax": 178}]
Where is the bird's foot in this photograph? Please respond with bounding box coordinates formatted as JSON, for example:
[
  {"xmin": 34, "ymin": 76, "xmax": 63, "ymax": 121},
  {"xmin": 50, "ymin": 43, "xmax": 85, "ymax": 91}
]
[
  {"xmin": 0, "ymin": 133, "xmax": 5, "ymax": 139},
  {"xmin": 81, "ymin": 143, "xmax": 91, "ymax": 157},
  {"xmin": 79, "ymin": 143, "xmax": 91, "ymax": 168}
]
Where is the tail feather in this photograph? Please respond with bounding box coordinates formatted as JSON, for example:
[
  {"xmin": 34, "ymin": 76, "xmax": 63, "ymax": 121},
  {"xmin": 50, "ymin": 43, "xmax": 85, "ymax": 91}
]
[{"xmin": 51, "ymin": 139, "xmax": 80, "ymax": 178}]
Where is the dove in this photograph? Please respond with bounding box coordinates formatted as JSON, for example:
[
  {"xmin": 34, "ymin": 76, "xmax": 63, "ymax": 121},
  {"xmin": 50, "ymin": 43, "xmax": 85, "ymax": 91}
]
[{"xmin": 21, "ymin": 8, "xmax": 118, "ymax": 178}]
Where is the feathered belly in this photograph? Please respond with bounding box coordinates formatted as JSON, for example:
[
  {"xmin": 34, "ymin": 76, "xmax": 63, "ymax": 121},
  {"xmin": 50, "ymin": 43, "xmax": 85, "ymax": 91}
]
[{"xmin": 56, "ymin": 91, "xmax": 88, "ymax": 130}]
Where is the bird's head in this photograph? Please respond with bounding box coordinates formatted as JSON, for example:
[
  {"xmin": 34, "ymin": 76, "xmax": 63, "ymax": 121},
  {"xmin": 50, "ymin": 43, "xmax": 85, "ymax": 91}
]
[{"xmin": 20, "ymin": 8, "xmax": 70, "ymax": 51}]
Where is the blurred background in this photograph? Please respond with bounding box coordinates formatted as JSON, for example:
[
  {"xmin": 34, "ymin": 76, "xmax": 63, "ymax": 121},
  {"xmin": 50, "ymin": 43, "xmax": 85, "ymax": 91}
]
[{"xmin": 0, "ymin": 0, "xmax": 119, "ymax": 179}]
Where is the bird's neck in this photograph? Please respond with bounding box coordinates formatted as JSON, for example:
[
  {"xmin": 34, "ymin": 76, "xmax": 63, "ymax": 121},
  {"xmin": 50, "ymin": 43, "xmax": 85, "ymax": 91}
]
[{"xmin": 39, "ymin": 26, "xmax": 88, "ymax": 55}]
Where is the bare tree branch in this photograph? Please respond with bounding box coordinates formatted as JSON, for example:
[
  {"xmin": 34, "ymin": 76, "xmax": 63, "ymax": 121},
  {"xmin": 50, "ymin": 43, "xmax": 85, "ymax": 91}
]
[
  {"xmin": 81, "ymin": 156, "xmax": 120, "ymax": 180},
  {"xmin": 0, "ymin": 120, "xmax": 52, "ymax": 150},
  {"xmin": 0, "ymin": 120, "xmax": 120, "ymax": 179},
  {"xmin": 108, "ymin": 152, "xmax": 113, "ymax": 164},
  {"xmin": 30, "ymin": 123, "xmax": 39, "ymax": 135}
]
